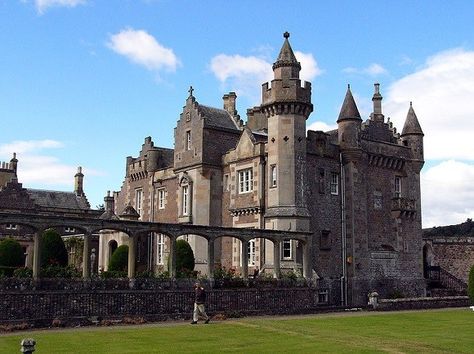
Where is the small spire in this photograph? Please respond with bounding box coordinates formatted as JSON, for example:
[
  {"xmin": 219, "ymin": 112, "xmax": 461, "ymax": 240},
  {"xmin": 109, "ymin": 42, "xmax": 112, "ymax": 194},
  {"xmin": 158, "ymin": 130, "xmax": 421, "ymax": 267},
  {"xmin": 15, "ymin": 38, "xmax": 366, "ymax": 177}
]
[
  {"xmin": 273, "ymin": 32, "xmax": 300, "ymax": 71},
  {"xmin": 402, "ymin": 102, "xmax": 424, "ymax": 136},
  {"xmin": 337, "ymin": 85, "xmax": 362, "ymax": 122}
]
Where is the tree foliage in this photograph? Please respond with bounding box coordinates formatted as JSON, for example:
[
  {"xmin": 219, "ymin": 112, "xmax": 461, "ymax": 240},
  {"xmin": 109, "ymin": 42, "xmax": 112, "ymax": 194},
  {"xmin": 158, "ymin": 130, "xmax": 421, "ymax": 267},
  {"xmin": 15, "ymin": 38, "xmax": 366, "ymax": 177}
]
[
  {"xmin": 423, "ymin": 218, "xmax": 474, "ymax": 238},
  {"xmin": 469, "ymin": 265, "xmax": 474, "ymax": 305},
  {"xmin": 175, "ymin": 239, "xmax": 195, "ymax": 276},
  {"xmin": 0, "ymin": 238, "xmax": 24, "ymax": 267},
  {"xmin": 108, "ymin": 245, "xmax": 129, "ymax": 272},
  {"xmin": 41, "ymin": 229, "xmax": 68, "ymax": 267}
]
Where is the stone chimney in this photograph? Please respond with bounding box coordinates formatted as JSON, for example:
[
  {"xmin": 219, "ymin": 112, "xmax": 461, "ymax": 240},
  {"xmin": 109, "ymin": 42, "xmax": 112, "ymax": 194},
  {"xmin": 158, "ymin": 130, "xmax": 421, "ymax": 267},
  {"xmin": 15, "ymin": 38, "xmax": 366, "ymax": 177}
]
[
  {"xmin": 104, "ymin": 190, "xmax": 114, "ymax": 213},
  {"xmin": 223, "ymin": 92, "xmax": 237, "ymax": 116},
  {"xmin": 74, "ymin": 166, "xmax": 84, "ymax": 196},
  {"xmin": 371, "ymin": 83, "xmax": 384, "ymax": 122},
  {"xmin": 10, "ymin": 152, "xmax": 18, "ymax": 174}
]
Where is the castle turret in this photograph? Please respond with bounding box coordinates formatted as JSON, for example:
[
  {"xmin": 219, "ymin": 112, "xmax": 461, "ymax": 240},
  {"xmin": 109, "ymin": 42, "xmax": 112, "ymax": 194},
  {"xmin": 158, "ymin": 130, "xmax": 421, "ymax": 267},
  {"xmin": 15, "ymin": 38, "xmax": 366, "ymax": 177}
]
[
  {"xmin": 262, "ymin": 32, "xmax": 313, "ymax": 232},
  {"xmin": 401, "ymin": 102, "xmax": 424, "ymax": 171},
  {"xmin": 337, "ymin": 85, "xmax": 362, "ymax": 161},
  {"xmin": 74, "ymin": 166, "xmax": 84, "ymax": 196}
]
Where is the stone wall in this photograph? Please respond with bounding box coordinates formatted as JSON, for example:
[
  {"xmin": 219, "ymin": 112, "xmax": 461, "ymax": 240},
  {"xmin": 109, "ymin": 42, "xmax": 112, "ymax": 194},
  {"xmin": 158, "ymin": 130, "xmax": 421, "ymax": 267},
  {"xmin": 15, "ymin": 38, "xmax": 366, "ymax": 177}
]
[
  {"xmin": 429, "ymin": 237, "xmax": 474, "ymax": 283},
  {"xmin": 376, "ymin": 296, "xmax": 469, "ymax": 311},
  {"xmin": 0, "ymin": 279, "xmax": 333, "ymax": 324}
]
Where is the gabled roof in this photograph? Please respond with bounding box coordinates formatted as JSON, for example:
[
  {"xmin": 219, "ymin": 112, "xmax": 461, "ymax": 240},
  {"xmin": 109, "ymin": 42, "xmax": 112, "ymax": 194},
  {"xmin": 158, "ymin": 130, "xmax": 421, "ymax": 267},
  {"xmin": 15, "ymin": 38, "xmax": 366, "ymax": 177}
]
[
  {"xmin": 198, "ymin": 105, "xmax": 240, "ymax": 131},
  {"xmin": 27, "ymin": 189, "xmax": 91, "ymax": 210},
  {"xmin": 401, "ymin": 103, "xmax": 424, "ymax": 136},
  {"xmin": 337, "ymin": 86, "xmax": 362, "ymax": 122}
]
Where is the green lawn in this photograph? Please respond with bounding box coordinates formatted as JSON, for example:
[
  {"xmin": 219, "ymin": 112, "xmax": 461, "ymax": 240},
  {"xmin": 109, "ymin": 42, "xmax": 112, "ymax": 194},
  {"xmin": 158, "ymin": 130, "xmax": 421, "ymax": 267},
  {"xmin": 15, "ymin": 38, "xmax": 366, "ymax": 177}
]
[{"xmin": 1, "ymin": 309, "xmax": 473, "ymax": 353}]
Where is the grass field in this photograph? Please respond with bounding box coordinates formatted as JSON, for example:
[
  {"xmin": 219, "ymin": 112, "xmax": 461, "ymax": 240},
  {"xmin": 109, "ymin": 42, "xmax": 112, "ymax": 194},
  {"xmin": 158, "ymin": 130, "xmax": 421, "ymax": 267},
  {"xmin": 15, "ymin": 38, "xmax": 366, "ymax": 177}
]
[{"xmin": 1, "ymin": 308, "xmax": 473, "ymax": 353}]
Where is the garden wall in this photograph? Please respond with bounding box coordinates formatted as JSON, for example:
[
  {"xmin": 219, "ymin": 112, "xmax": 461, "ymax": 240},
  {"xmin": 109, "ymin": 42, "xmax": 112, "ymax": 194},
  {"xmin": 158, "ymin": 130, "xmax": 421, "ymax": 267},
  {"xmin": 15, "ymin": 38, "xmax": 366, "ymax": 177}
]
[
  {"xmin": 376, "ymin": 296, "xmax": 469, "ymax": 311},
  {"xmin": 0, "ymin": 278, "xmax": 338, "ymax": 325}
]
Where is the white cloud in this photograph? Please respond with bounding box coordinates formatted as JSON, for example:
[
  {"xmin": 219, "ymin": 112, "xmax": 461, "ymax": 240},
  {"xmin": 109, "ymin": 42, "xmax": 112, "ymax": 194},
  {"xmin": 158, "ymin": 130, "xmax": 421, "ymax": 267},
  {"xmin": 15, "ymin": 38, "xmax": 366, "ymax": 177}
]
[
  {"xmin": 0, "ymin": 140, "xmax": 100, "ymax": 187},
  {"xmin": 210, "ymin": 51, "xmax": 321, "ymax": 102},
  {"xmin": 385, "ymin": 48, "xmax": 474, "ymax": 161},
  {"xmin": 343, "ymin": 63, "xmax": 387, "ymax": 76},
  {"xmin": 34, "ymin": 0, "xmax": 87, "ymax": 14},
  {"xmin": 307, "ymin": 121, "xmax": 337, "ymax": 132},
  {"xmin": 421, "ymin": 160, "xmax": 474, "ymax": 227},
  {"xmin": 107, "ymin": 28, "xmax": 180, "ymax": 73},
  {"xmin": 0, "ymin": 139, "xmax": 63, "ymax": 155}
]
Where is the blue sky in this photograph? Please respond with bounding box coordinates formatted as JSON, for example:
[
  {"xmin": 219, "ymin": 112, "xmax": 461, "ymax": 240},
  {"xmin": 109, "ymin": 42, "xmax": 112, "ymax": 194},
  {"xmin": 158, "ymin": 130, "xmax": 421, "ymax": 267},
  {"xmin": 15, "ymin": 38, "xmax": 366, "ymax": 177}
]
[{"xmin": 1, "ymin": 0, "xmax": 474, "ymax": 228}]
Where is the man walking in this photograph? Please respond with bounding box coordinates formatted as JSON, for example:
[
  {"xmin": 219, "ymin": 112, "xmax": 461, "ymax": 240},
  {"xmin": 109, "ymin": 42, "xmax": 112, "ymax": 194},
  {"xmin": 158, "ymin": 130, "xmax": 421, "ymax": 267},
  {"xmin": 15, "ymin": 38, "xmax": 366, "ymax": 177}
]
[{"xmin": 191, "ymin": 281, "xmax": 210, "ymax": 324}]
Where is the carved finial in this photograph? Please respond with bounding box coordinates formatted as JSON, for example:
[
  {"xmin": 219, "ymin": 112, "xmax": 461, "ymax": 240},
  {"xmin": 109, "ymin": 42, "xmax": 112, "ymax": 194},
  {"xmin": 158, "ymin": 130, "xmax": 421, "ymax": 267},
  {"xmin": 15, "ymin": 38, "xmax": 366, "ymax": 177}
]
[
  {"xmin": 13, "ymin": 152, "xmax": 16, "ymax": 159},
  {"xmin": 348, "ymin": 84, "xmax": 350, "ymax": 89},
  {"xmin": 283, "ymin": 31, "xmax": 290, "ymax": 39},
  {"xmin": 188, "ymin": 86, "xmax": 194, "ymax": 97},
  {"xmin": 410, "ymin": 101, "xmax": 413, "ymax": 107}
]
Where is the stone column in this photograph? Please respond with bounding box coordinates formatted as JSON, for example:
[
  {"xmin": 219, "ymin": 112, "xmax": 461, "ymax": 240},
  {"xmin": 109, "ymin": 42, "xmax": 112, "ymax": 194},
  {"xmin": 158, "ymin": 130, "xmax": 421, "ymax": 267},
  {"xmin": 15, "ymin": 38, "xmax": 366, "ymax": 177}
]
[
  {"xmin": 82, "ymin": 233, "xmax": 91, "ymax": 278},
  {"xmin": 32, "ymin": 231, "xmax": 42, "ymax": 280},
  {"xmin": 273, "ymin": 239, "xmax": 281, "ymax": 279},
  {"xmin": 127, "ymin": 235, "xmax": 136, "ymax": 278},
  {"xmin": 302, "ymin": 240, "xmax": 312, "ymax": 279},
  {"xmin": 207, "ymin": 238, "xmax": 215, "ymax": 279},
  {"xmin": 241, "ymin": 239, "xmax": 249, "ymax": 280},
  {"xmin": 169, "ymin": 237, "xmax": 177, "ymax": 278}
]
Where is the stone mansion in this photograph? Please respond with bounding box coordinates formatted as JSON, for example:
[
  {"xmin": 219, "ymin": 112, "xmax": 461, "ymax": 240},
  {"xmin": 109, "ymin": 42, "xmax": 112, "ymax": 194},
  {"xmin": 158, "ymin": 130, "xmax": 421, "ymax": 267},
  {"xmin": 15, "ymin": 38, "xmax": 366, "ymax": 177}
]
[{"xmin": 98, "ymin": 32, "xmax": 425, "ymax": 305}]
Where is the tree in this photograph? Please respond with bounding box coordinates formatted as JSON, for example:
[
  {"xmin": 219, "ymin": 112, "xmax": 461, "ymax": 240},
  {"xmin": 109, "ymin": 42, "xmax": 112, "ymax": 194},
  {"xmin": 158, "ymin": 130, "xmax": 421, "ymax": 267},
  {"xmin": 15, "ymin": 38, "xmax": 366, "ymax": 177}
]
[
  {"xmin": 175, "ymin": 239, "xmax": 195, "ymax": 276},
  {"xmin": 0, "ymin": 238, "xmax": 24, "ymax": 276},
  {"xmin": 108, "ymin": 245, "xmax": 129, "ymax": 272},
  {"xmin": 40, "ymin": 229, "xmax": 68, "ymax": 267},
  {"xmin": 469, "ymin": 265, "xmax": 474, "ymax": 305}
]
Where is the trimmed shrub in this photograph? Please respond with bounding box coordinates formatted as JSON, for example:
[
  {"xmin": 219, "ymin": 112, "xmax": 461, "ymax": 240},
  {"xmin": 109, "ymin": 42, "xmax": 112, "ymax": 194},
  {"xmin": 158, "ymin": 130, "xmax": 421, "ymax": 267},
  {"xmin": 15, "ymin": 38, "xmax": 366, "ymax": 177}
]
[
  {"xmin": 41, "ymin": 229, "xmax": 68, "ymax": 267},
  {"xmin": 108, "ymin": 245, "xmax": 129, "ymax": 272},
  {"xmin": 175, "ymin": 239, "xmax": 195, "ymax": 277},
  {"xmin": 13, "ymin": 267, "xmax": 33, "ymax": 278},
  {"xmin": 469, "ymin": 265, "xmax": 474, "ymax": 304},
  {"xmin": 0, "ymin": 238, "xmax": 24, "ymax": 276},
  {"xmin": 40, "ymin": 264, "xmax": 81, "ymax": 278},
  {"xmin": 99, "ymin": 270, "xmax": 127, "ymax": 279}
]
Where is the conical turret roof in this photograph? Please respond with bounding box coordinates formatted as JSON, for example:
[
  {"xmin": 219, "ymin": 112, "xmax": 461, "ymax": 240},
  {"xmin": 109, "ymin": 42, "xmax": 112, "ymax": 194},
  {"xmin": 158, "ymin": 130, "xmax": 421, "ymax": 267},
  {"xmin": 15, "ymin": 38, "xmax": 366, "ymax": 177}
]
[
  {"xmin": 401, "ymin": 102, "xmax": 424, "ymax": 136},
  {"xmin": 337, "ymin": 85, "xmax": 362, "ymax": 122},
  {"xmin": 272, "ymin": 32, "xmax": 301, "ymax": 70}
]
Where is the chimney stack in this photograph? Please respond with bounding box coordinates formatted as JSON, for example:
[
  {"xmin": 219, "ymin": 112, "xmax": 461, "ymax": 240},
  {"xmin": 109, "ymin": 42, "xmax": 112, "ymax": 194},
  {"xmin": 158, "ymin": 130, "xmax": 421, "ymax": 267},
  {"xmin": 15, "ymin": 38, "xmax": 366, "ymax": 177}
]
[{"xmin": 74, "ymin": 166, "xmax": 84, "ymax": 196}]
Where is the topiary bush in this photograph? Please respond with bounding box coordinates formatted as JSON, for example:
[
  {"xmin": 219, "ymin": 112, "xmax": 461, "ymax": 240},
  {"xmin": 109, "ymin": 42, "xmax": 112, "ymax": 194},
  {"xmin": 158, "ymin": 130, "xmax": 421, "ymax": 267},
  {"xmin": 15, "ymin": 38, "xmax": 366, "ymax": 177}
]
[
  {"xmin": 41, "ymin": 229, "xmax": 68, "ymax": 267},
  {"xmin": 108, "ymin": 245, "xmax": 129, "ymax": 272},
  {"xmin": 469, "ymin": 265, "xmax": 474, "ymax": 304},
  {"xmin": 175, "ymin": 239, "xmax": 195, "ymax": 277},
  {"xmin": 0, "ymin": 238, "xmax": 24, "ymax": 276}
]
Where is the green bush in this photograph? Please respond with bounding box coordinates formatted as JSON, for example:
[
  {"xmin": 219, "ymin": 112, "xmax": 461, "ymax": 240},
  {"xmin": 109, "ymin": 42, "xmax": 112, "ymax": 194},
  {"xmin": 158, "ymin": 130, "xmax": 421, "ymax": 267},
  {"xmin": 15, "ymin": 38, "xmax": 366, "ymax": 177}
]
[
  {"xmin": 469, "ymin": 265, "xmax": 474, "ymax": 304},
  {"xmin": 99, "ymin": 270, "xmax": 127, "ymax": 279},
  {"xmin": 0, "ymin": 238, "xmax": 24, "ymax": 275},
  {"xmin": 175, "ymin": 239, "xmax": 195, "ymax": 277},
  {"xmin": 41, "ymin": 229, "xmax": 68, "ymax": 267},
  {"xmin": 40, "ymin": 264, "xmax": 81, "ymax": 278},
  {"xmin": 108, "ymin": 245, "xmax": 129, "ymax": 272},
  {"xmin": 13, "ymin": 267, "xmax": 33, "ymax": 278}
]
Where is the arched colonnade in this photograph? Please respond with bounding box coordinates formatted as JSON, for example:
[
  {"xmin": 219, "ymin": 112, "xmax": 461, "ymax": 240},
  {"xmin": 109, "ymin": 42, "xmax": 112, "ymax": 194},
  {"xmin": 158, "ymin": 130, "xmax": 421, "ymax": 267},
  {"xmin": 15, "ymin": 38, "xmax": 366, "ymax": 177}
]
[{"xmin": 0, "ymin": 212, "xmax": 313, "ymax": 280}]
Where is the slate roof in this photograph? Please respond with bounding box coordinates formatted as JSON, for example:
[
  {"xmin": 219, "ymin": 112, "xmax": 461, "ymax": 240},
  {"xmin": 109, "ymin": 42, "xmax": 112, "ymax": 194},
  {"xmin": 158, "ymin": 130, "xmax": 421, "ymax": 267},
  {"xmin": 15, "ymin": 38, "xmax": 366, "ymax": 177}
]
[
  {"xmin": 402, "ymin": 103, "xmax": 424, "ymax": 136},
  {"xmin": 337, "ymin": 86, "xmax": 361, "ymax": 122},
  {"xmin": 26, "ymin": 189, "xmax": 91, "ymax": 210},
  {"xmin": 252, "ymin": 130, "xmax": 268, "ymax": 143},
  {"xmin": 198, "ymin": 105, "xmax": 240, "ymax": 131}
]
